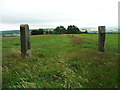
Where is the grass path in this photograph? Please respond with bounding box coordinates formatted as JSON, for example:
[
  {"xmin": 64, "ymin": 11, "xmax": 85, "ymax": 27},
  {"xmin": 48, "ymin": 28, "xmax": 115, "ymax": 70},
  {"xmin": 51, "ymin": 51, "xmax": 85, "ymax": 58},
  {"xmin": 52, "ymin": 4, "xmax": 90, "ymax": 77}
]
[{"xmin": 2, "ymin": 34, "xmax": 118, "ymax": 88}]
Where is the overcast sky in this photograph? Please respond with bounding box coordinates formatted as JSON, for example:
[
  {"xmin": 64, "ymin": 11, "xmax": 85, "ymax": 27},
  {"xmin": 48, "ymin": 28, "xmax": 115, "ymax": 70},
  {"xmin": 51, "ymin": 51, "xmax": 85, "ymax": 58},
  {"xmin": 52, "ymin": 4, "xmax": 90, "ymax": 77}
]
[{"xmin": 0, "ymin": 0, "xmax": 119, "ymax": 30}]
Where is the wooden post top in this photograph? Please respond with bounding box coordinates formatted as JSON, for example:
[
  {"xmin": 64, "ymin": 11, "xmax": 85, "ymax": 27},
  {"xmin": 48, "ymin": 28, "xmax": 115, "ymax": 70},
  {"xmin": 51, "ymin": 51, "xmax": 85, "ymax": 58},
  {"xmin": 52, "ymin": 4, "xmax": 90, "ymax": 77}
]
[
  {"xmin": 20, "ymin": 24, "xmax": 29, "ymax": 28},
  {"xmin": 98, "ymin": 26, "xmax": 106, "ymax": 33}
]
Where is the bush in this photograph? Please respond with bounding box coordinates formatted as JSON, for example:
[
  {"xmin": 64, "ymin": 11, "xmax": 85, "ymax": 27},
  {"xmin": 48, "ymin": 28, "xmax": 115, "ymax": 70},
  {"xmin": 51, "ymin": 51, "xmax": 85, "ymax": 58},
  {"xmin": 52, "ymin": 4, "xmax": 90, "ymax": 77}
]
[
  {"xmin": 67, "ymin": 25, "xmax": 81, "ymax": 34},
  {"xmin": 54, "ymin": 26, "xmax": 66, "ymax": 34},
  {"xmin": 31, "ymin": 30, "xmax": 39, "ymax": 35},
  {"xmin": 31, "ymin": 29, "xmax": 44, "ymax": 35}
]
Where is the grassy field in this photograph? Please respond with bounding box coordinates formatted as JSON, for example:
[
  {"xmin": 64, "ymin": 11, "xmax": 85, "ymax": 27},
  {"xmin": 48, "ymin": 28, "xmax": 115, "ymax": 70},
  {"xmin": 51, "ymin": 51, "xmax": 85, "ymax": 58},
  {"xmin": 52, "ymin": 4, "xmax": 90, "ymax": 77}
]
[{"xmin": 2, "ymin": 34, "xmax": 118, "ymax": 88}]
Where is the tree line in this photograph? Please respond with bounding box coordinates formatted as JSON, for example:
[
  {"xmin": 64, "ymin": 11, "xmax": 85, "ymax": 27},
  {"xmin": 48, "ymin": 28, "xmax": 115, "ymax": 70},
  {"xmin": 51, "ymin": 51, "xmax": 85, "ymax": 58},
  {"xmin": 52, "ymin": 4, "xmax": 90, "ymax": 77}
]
[{"xmin": 31, "ymin": 25, "xmax": 88, "ymax": 35}]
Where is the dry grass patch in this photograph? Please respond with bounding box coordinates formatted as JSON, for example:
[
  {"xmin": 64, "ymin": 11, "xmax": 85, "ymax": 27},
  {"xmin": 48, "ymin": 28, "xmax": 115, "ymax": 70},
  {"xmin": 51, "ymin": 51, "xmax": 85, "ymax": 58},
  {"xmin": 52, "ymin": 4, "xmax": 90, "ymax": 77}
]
[{"xmin": 67, "ymin": 34, "xmax": 85, "ymax": 45}]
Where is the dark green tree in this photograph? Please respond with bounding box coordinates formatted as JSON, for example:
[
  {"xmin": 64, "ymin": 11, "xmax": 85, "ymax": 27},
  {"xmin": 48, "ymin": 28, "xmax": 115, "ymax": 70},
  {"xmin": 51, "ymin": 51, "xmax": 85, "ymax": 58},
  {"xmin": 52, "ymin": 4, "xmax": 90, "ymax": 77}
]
[
  {"xmin": 67, "ymin": 25, "xmax": 80, "ymax": 34},
  {"xmin": 45, "ymin": 30, "xmax": 49, "ymax": 34},
  {"xmin": 84, "ymin": 30, "xmax": 88, "ymax": 33},
  {"xmin": 49, "ymin": 30, "xmax": 53, "ymax": 34},
  {"xmin": 31, "ymin": 28, "xmax": 44, "ymax": 35},
  {"xmin": 54, "ymin": 26, "xmax": 66, "ymax": 34},
  {"xmin": 38, "ymin": 28, "xmax": 44, "ymax": 34},
  {"xmin": 31, "ymin": 30, "xmax": 39, "ymax": 35}
]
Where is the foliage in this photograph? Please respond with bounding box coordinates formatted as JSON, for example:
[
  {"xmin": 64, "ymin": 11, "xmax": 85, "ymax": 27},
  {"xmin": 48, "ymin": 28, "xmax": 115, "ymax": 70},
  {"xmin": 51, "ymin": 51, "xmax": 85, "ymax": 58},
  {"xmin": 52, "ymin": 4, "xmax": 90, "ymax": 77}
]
[
  {"xmin": 31, "ymin": 30, "xmax": 39, "ymax": 35},
  {"xmin": 49, "ymin": 30, "xmax": 53, "ymax": 34},
  {"xmin": 31, "ymin": 28, "xmax": 44, "ymax": 35},
  {"xmin": 38, "ymin": 28, "xmax": 44, "ymax": 34},
  {"xmin": 66, "ymin": 25, "xmax": 80, "ymax": 34},
  {"xmin": 84, "ymin": 30, "xmax": 88, "ymax": 33},
  {"xmin": 80, "ymin": 30, "xmax": 88, "ymax": 34},
  {"xmin": 31, "ymin": 25, "xmax": 88, "ymax": 35},
  {"xmin": 44, "ymin": 30, "xmax": 49, "ymax": 34},
  {"xmin": 54, "ymin": 26, "xmax": 66, "ymax": 34}
]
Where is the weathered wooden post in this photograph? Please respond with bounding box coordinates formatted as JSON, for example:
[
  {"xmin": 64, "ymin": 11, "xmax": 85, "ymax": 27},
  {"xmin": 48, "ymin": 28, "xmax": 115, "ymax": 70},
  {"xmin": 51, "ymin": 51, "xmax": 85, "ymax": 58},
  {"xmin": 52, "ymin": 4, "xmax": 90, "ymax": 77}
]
[
  {"xmin": 20, "ymin": 24, "xmax": 31, "ymax": 58},
  {"xmin": 98, "ymin": 26, "xmax": 106, "ymax": 52}
]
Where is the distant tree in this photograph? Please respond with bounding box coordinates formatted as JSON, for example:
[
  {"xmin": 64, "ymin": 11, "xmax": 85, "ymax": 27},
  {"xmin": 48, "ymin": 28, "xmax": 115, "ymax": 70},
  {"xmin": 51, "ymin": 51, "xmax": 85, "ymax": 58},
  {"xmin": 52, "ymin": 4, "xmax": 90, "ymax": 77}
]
[
  {"xmin": 54, "ymin": 26, "xmax": 66, "ymax": 34},
  {"xmin": 38, "ymin": 28, "xmax": 44, "ymax": 34},
  {"xmin": 31, "ymin": 28, "xmax": 44, "ymax": 35},
  {"xmin": 49, "ymin": 30, "xmax": 53, "ymax": 34},
  {"xmin": 31, "ymin": 30, "xmax": 39, "ymax": 35},
  {"xmin": 67, "ymin": 25, "xmax": 80, "ymax": 34},
  {"xmin": 45, "ymin": 30, "xmax": 49, "ymax": 34},
  {"xmin": 52, "ymin": 31, "xmax": 57, "ymax": 34},
  {"xmin": 84, "ymin": 30, "xmax": 88, "ymax": 33}
]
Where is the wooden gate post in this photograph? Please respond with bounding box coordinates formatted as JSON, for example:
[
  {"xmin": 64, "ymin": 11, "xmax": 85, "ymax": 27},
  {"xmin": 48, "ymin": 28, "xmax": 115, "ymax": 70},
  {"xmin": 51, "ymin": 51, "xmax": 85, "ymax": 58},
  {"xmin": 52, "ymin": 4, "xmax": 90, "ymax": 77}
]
[
  {"xmin": 98, "ymin": 26, "xmax": 106, "ymax": 52},
  {"xmin": 20, "ymin": 24, "xmax": 31, "ymax": 58}
]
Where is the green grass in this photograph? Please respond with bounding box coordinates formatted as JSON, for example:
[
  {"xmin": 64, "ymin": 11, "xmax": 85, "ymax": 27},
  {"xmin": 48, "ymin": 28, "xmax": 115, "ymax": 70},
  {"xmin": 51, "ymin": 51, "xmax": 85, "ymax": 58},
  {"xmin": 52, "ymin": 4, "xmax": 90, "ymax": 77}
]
[{"xmin": 2, "ymin": 34, "xmax": 118, "ymax": 88}]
